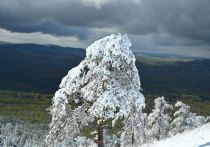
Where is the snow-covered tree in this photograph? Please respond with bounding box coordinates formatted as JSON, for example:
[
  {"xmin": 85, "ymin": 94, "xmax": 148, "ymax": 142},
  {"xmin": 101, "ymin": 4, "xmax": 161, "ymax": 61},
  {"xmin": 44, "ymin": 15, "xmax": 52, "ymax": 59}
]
[
  {"xmin": 103, "ymin": 128, "xmax": 120, "ymax": 147},
  {"xmin": 170, "ymin": 101, "xmax": 191, "ymax": 135},
  {"xmin": 147, "ymin": 97, "xmax": 173, "ymax": 141},
  {"xmin": 170, "ymin": 101, "xmax": 207, "ymax": 135},
  {"xmin": 121, "ymin": 108, "xmax": 148, "ymax": 146},
  {"xmin": 46, "ymin": 34, "xmax": 145, "ymax": 146}
]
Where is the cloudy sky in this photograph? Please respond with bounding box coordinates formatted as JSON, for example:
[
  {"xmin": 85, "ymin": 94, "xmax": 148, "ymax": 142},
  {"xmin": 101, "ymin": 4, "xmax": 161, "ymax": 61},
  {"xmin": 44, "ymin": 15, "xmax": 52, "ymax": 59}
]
[{"xmin": 0, "ymin": 0, "xmax": 210, "ymax": 58}]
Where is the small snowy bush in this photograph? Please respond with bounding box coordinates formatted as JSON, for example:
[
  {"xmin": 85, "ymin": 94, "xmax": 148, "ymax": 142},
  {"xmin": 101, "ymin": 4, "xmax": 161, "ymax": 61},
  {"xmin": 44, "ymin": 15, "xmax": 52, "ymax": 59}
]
[{"xmin": 0, "ymin": 117, "xmax": 47, "ymax": 147}]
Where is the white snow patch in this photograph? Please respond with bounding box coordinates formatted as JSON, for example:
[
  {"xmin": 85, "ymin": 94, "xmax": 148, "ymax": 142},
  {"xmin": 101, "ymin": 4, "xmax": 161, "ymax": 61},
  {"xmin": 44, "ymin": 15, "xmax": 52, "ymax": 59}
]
[{"xmin": 142, "ymin": 123, "xmax": 210, "ymax": 147}]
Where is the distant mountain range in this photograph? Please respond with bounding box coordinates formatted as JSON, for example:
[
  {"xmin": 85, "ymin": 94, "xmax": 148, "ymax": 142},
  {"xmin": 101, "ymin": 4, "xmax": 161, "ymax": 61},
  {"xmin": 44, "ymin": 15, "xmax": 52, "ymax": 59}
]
[
  {"xmin": 0, "ymin": 43, "xmax": 85, "ymax": 56},
  {"xmin": 135, "ymin": 54, "xmax": 193, "ymax": 65},
  {"xmin": 0, "ymin": 43, "xmax": 210, "ymax": 100},
  {"xmin": 134, "ymin": 51, "xmax": 209, "ymax": 59}
]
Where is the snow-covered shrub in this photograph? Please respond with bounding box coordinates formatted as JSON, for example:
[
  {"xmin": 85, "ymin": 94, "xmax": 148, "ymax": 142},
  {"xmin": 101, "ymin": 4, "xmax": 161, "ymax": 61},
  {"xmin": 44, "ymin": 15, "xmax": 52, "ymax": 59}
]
[
  {"xmin": 46, "ymin": 34, "xmax": 145, "ymax": 146},
  {"xmin": 206, "ymin": 116, "xmax": 210, "ymax": 122},
  {"xmin": 170, "ymin": 101, "xmax": 207, "ymax": 135},
  {"xmin": 147, "ymin": 96, "xmax": 173, "ymax": 141},
  {"xmin": 195, "ymin": 116, "xmax": 207, "ymax": 126},
  {"xmin": 0, "ymin": 117, "xmax": 47, "ymax": 147}
]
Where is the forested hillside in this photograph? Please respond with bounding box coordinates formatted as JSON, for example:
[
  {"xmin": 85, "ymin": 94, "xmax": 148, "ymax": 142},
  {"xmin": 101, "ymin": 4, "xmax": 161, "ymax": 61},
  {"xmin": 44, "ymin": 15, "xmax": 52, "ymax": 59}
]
[
  {"xmin": 0, "ymin": 43, "xmax": 210, "ymax": 124},
  {"xmin": 0, "ymin": 43, "xmax": 210, "ymax": 99}
]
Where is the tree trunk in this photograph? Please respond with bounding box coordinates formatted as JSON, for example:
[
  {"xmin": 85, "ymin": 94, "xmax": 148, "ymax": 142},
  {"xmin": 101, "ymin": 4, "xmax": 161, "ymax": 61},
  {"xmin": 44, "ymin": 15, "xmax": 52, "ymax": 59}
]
[{"xmin": 94, "ymin": 121, "xmax": 104, "ymax": 147}]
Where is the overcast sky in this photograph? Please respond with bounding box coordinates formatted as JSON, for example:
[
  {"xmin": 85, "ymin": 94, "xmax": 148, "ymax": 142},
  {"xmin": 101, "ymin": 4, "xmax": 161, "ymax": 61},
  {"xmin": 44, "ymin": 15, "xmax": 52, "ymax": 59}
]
[{"xmin": 0, "ymin": 0, "xmax": 210, "ymax": 58}]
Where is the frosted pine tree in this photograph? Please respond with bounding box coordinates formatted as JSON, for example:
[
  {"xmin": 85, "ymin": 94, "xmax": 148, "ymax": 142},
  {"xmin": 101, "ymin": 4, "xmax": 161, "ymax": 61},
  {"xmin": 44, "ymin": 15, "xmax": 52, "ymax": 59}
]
[
  {"xmin": 46, "ymin": 34, "xmax": 145, "ymax": 147},
  {"xmin": 170, "ymin": 101, "xmax": 191, "ymax": 135},
  {"xmin": 103, "ymin": 129, "xmax": 120, "ymax": 147},
  {"xmin": 147, "ymin": 97, "xmax": 173, "ymax": 141},
  {"xmin": 170, "ymin": 101, "xmax": 207, "ymax": 135},
  {"xmin": 121, "ymin": 108, "xmax": 148, "ymax": 147}
]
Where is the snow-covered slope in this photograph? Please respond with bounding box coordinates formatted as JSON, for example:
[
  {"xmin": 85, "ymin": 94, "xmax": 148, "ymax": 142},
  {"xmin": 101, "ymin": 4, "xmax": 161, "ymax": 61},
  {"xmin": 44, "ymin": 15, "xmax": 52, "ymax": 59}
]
[{"xmin": 142, "ymin": 123, "xmax": 210, "ymax": 147}]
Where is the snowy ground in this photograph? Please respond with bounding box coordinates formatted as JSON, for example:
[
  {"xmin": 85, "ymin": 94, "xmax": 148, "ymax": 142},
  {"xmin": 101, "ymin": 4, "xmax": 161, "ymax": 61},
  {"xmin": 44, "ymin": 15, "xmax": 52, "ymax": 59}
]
[{"xmin": 142, "ymin": 123, "xmax": 210, "ymax": 147}]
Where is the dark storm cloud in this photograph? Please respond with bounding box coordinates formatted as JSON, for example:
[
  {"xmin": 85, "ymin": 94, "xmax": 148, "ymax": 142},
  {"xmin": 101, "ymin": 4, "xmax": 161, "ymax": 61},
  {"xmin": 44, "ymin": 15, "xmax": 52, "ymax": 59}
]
[
  {"xmin": 0, "ymin": 19, "xmax": 89, "ymax": 39},
  {"xmin": 0, "ymin": 0, "xmax": 210, "ymax": 46}
]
